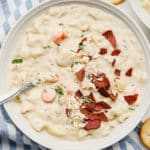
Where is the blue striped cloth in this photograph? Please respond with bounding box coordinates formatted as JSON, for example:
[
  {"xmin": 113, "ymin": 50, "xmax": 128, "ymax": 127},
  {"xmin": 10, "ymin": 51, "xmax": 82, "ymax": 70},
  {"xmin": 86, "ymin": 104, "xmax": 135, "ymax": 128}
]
[{"xmin": 0, "ymin": 0, "xmax": 147, "ymax": 149}]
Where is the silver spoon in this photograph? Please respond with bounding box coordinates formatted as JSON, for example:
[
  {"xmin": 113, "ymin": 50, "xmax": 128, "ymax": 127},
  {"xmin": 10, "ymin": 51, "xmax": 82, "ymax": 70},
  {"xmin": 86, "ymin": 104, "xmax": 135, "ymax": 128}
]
[{"xmin": 0, "ymin": 82, "xmax": 33, "ymax": 105}]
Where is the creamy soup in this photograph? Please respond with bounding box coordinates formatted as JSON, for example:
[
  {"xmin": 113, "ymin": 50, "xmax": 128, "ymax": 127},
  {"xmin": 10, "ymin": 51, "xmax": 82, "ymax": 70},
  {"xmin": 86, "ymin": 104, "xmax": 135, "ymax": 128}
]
[{"xmin": 9, "ymin": 5, "xmax": 147, "ymax": 140}]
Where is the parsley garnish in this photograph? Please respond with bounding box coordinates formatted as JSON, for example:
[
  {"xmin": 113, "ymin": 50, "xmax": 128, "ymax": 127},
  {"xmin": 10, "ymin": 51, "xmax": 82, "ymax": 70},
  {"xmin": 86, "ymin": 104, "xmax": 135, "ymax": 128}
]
[
  {"xmin": 129, "ymin": 107, "xmax": 135, "ymax": 110},
  {"xmin": 87, "ymin": 74, "xmax": 92, "ymax": 81},
  {"xmin": 83, "ymin": 96, "xmax": 94, "ymax": 103},
  {"xmin": 12, "ymin": 59, "xmax": 23, "ymax": 64},
  {"xmin": 71, "ymin": 61, "xmax": 79, "ymax": 68},
  {"xmin": 81, "ymin": 34, "xmax": 84, "ymax": 38},
  {"xmin": 55, "ymin": 86, "xmax": 64, "ymax": 96},
  {"xmin": 70, "ymin": 50, "xmax": 77, "ymax": 53},
  {"xmin": 59, "ymin": 23, "xmax": 63, "ymax": 26},
  {"xmin": 89, "ymin": 39, "xmax": 93, "ymax": 43},
  {"xmin": 43, "ymin": 45, "xmax": 51, "ymax": 49},
  {"xmin": 78, "ymin": 42, "xmax": 84, "ymax": 49}
]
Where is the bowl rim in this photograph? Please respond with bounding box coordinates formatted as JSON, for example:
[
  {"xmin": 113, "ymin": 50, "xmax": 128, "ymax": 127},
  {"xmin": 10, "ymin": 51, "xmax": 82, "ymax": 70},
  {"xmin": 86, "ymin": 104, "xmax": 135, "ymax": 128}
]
[
  {"xmin": 0, "ymin": 0, "xmax": 150, "ymax": 150},
  {"xmin": 129, "ymin": 0, "xmax": 150, "ymax": 29}
]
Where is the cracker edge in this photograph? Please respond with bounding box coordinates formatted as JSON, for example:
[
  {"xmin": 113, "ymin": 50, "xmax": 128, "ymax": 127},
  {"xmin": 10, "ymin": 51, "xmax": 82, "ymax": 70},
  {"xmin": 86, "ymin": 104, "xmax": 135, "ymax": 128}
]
[
  {"xmin": 140, "ymin": 118, "xmax": 150, "ymax": 149},
  {"xmin": 109, "ymin": 0, "xmax": 125, "ymax": 5}
]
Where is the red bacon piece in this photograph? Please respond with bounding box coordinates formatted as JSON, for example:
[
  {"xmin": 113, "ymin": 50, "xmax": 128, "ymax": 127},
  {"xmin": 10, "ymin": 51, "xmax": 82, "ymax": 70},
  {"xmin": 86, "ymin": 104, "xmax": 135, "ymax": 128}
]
[
  {"xmin": 124, "ymin": 94, "xmax": 138, "ymax": 105},
  {"xmin": 114, "ymin": 69, "xmax": 121, "ymax": 76},
  {"xmin": 86, "ymin": 103, "xmax": 111, "ymax": 111},
  {"xmin": 98, "ymin": 88, "xmax": 110, "ymax": 97},
  {"xmin": 87, "ymin": 112, "xmax": 108, "ymax": 122},
  {"xmin": 82, "ymin": 102, "xmax": 102, "ymax": 111},
  {"xmin": 125, "ymin": 68, "xmax": 133, "ymax": 77},
  {"xmin": 92, "ymin": 73, "xmax": 117, "ymax": 101},
  {"xmin": 97, "ymin": 101, "xmax": 111, "ymax": 109},
  {"xmin": 98, "ymin": 88, "xmax": 118, "ymax": 101},
  {"xmin": 91, "ymin": 74, "xmax": 97, "ymax": 80},
  {"xmin": 109, "ymin": 92, "xmax": 118, "ymax": 101},
  {"xmin": 75, "ymin": 68, "xmax": 85, "ymax": 82},
  {"xmin": 82, "ymin": 37, "xmax": 87, "ymax": 42},
  {"xmin": 80, "ymin": 108, "xmax": 91, "ymax": 116},
  {"xmin": 97, "ymin": 73, "xmax": 106, "ymax": 78},
  {"xmin": 75, "ymin": 90, "xmax": 83, "ymax": 99},
  {"xmin": 102, "ymin": 30, "xmax": 117, "ymax": 49},
  {"xmin": 81, "ymin": 109, "xmax": 108, "ymax": 122},
  {"xmin": 82, "ymin": 102, "xmax": 96, "ymax": 111},
  {"xmin": 81, "ymin": 100, "xmax": 111, "ymax": 111},
  {"xmin": 97, "ymin": 112, "xmax": 109, "ymax": 122},
  {"xmin": 94, "ymin": 103, "xmax": 103, "ymax": 111},
  {"xmin": 99, "ymin": 48, "xmax": 107, "ymax": 55},
  {"xmin": 88, "ymin": 55, "xmax": 93, "ymax": 60},
  {"xmin": 65, "ymin": 108, "xmax": 71, "ymax": 117},
  {"xmin": 111, "ymin": 49, "xmax": 121, "ymax": 56},
  {"xmin": 77, "ymin": 48, "xmax": 82, "ymax": 53},
  {"xmin": 84, "ymin": 120, "xmax": 101, "ymax": 130},
  {"xmin": 92, "ymin": 73, "xmax": 104, "ymax": 82},
  {"xmin": 112, "ymin": 59, "xmax": 116, "ymax": 67},
  {"xmin": 93, "ymin": 75, "xmax": 110, "ymax": 90},
  {"xmin": 87, "ymin": 113, "xmax": 102, "ymax": 121},
  {"xmin": 88, "ymin": 92, "xmax": 96, "ymax": 102},
  {"xmin": 94, "ymin": 79, "xmax": 110, "ymax": 90}
]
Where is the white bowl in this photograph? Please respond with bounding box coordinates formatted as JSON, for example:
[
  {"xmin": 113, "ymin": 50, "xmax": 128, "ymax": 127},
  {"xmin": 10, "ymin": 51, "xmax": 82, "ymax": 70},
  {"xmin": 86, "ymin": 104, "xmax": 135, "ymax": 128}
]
[
  {"xmin": 129, "ymin": 0, "xmax": 150, "ymax": 29},
  {"xmin": 0, "ymin": 0, "xmax": 150, "ymax": 150}
]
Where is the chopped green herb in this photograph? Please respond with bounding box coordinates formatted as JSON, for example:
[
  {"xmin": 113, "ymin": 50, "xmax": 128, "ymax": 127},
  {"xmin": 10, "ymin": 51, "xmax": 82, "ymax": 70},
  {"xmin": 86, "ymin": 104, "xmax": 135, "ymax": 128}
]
[
  {"xmin": 110, "ymin": 126, "xmax": 114, "ymax": 128},
  {"xmin": 71, "ymin": 61, "xmax": 79, "ymax": 68},
  {"xmin": 87, "ymin": 74, "xmax": 92, "ymax": 81},
  {"xmin": 81, "ymin": 34, "xmax": 84, "ymax": 38},
  {"xmin": 70, "ymin": 50, "xmax": 77, "ymax": 53},
  {"xmin": 59, "ymin": 23, "xmax": 63, "ymax": 26},
  {"xmin": 79, "ymin": 42, "xmax": 84, "ymax": 49},
  {"xmin": 89, "ymin": 39, "xmax": 93, "ymax": 43},
  {"xmin": 110, "ymin": 114, "xmax": 117, "ymax": 120},
  {"xmin": 119, "ymin": 117, "xmax": 128, "ymax": 123},
  {"xmin": 71, "ymin": 120, "xmax": 73, "ymax": 125},
  {"xmin": 83, "ymin": 96, "xmax": 94, "ymax": 103},
  {"xmin": 43, "ymin": 45, "xmax": 51, "ymax": 49},
  {"xmin": 12, "ymin": 59, "xmax": 23, "ymax": 64},
  {"xmin": 55, "ymin": 86, "xmax": 64, "ymax": 96},
  {"xmin": 78, "ymin": 42, "xmax": 84, "ymax": 49},
  {"xmin": 129, "ymin": 107, "xmax": 135, "ymax": 110}
]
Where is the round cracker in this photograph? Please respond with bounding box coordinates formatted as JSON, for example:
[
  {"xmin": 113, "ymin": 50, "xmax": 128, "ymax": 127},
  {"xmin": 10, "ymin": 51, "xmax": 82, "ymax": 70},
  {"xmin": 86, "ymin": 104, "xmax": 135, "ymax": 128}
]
[
  {"xmin": 109, "ymin": 0, "xmax": 125, "ymax": 5},
  {"xmin": 140, "ymin": 118, "xmax": 150, "ymax": 149}
]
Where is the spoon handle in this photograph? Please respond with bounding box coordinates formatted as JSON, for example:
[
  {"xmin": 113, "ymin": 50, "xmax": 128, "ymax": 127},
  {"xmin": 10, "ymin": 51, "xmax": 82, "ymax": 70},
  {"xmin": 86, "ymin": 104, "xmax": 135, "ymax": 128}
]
[{"xmin": 0, "ymin": 83, "xmax": 33, "ymax": 105}]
